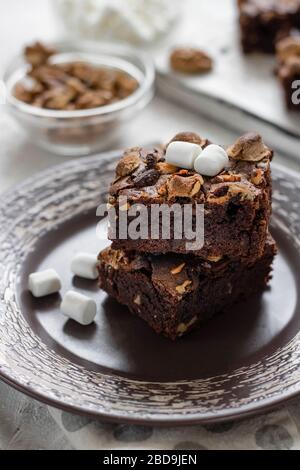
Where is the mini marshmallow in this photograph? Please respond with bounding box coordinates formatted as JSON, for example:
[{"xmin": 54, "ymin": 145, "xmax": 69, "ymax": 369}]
[
  {"xmin": 165, "ymin": 141, "xmax": 202, "ymax": 169},
  {"xmin": 194, "ymin": 144, "xmax": 229, "ymax": 177},
  {"xmin": 28, "ymin": 269, "xmax": 62, "ymax": 298},
  {"xmin": 61, "ymin": 290, "xmax": 97, "ymax": 326},
  {"xmin": 71, "ymin": 252, "xmax": 98, "ymax": 280}
]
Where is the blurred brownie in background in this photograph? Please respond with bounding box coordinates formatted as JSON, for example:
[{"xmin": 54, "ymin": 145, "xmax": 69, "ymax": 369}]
[
  {"xmin": 276, "ymin": 32, "xmax": 300, "ymax": 109},
  {"xmin": 237, "ymin": 0, "xmax": 300, "ymax": 53}
]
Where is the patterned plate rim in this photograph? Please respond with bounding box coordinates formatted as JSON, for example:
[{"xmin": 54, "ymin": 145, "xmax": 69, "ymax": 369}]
[{"xmin": 0, "ymin": 151, "xmax": 300, "ymax": 426}]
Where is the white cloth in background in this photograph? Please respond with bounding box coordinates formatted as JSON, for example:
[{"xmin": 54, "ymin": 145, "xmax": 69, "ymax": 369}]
[{"xmin": 53, "ymin": 0, "xmax": 181, "ymax": 44}]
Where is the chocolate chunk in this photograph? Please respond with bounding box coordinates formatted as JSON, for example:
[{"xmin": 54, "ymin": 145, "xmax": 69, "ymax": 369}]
[{"xmin": 132, "ymin": 169, "xmax": 160, "ymax": 188}]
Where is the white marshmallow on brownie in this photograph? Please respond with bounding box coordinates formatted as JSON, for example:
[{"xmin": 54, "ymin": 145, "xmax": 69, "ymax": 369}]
[
  {"xmin": 165, "ymin": 141, "xmax": 202, "ymax": 169},
  {"xmin": 61, "ymin": 290, "xmax": 97, "ymax": 326},
  {"xmin": 194, "ymin": 144, "xmax": 229, "ymax": 177},
  {"xmin": 71, "ymin": 252, "xmax": 98, "ymax": 280},
  {"xmin": 28, "ymin": 269, "xmax": 62, "ymax": 298}
]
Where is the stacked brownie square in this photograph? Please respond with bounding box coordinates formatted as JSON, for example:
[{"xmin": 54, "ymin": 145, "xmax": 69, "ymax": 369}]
[{"xmin": 98, "ymin": 132, "xmax": 277, "ymax": 339}]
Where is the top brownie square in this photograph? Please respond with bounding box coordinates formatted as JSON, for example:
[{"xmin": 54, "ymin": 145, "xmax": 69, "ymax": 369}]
[
  {"xmin": 238, "ymin": 0, "xmax": 300, "ymax": 53},
  {"xmin": 108, "ymin": 132, "xmax": 273, "ymax": 262}
]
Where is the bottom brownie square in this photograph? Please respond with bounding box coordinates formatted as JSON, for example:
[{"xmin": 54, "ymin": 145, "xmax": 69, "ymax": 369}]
[{"xmin": 98, "ymin": 236, "xmax": 277, "ymax": 340}]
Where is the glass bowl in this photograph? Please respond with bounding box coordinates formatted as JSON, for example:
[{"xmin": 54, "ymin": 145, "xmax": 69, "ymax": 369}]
[{"xmin": 4, "ymin": 41, "xmax": 155, "ymax": 156}]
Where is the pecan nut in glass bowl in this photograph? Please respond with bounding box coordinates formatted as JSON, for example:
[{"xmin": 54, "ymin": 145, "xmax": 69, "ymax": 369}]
[{"xmin": 4, "ymin": 41, "xmax": 155, "ymax": 156}]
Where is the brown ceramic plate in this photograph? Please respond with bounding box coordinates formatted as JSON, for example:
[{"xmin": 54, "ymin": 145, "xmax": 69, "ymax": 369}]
[{"xmin": 0, "ymin": 150, "xmax": 300, "ymax": 426}]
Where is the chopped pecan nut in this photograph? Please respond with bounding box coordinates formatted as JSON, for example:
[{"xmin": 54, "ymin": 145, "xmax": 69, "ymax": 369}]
[
  {"xmin": 76, "ymin": 90, "xmax": 113, "ymax": 109},
  {"xmin": 170, "ymin": 263, "xmax": 186, "ymax": 275},
  {"xmin": 169, "ymin": 131, "xmax": 207, "ymax": 147},
  {"xmin": 176, "ymin": 316, "xmax": 197, "ymax": 334},
  {"xmin": 228, "ymin": 183, "xmax": 256, "ymax": 201},
  {"xmin": 227, "ymin": 133, "xmax": 272, "ymax": 162},
  {"xmin": 251, "ymin": 168, "xmax": 264, "ymax": 185},
  {"xmin": 42, "ymin": 86, "xmax": 77, "ymax": 110},
  {"xmin": 108, "ymin": 196, "xmax": 117, "ymax": 205},
  {"xmin": 134, "ymin": 294, "xmax": 141, "ymax": 305},
  {"xmin": 66, "ymin": 77, "xmax": 87, "ymax": 94},
  {"xmin": 213, "ymin": 174, "xmax": 242, "ymax": 183},
  {"xmin": 207, "ymin": 182, "xmax": 255, "ymax": 203},
  {"xmin": 119, "ymin": 202, "xmax": 130, "ymax": 211},
  {"xmin": 115, "ymin": 71, "xmax": 139, "ymax": 98},
  {"xmin": 28, "ymin": 64, "xmax": 69, "ymax": 86},
  {"xmin": 116, "ymin": 153, "xmax": 141, "ymax": 177},
  {"xmin": 13, "ymin": 84, "xmax": 33, "ymax": 104},
  {"xmin": 167, "ymin": 174, "xmax": 203, "ymax": 200},
  {"xmin": 156, "ymin": 162, "xmax": 178, "ymax": 174},
  {"xmin": 170, "ymin": 47, "xmax": 213, "ymax": 74},
  {"xmin": 206, "ymin": 255, "xmax": 223, "ymax": 262},
  {"xmin": 101, "ymin": 248, "xmax": 128, "ymax": 270},
  {"xmin": 71, "ymin": 62, "xmax": 98, "ymax": 84},
  {"xmin": 177, "ymin": 169, "xmax": 190, "ymax": 176},
  {"xmin": 157, "ymin": 184, "xmax": 168, "ymax": 196},
  {"xmin": 175, "ymin": 279, "xmax": 192, "ymax": 294}
]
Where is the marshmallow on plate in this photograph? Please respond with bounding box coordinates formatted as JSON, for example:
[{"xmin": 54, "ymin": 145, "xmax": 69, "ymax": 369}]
[
  {"xmin": 28, "ymin": 269, "xmax": 62, "ymax": 298},
  {"xmin": 194, "ymin": 144, "xmax": 229, "ymax": 177},
  {"xmin": 61, "ymin": 290, "xmax": 97, "ymax": 326},
  {"xmin": 165, "ymin": 141, "xmax": 202, "ymax": 169},
  {"xmin": 71, "ymin": 252, "xmax": 98, "ymax": 280}
]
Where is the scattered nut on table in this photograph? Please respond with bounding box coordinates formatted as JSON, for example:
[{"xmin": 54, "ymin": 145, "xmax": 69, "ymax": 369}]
[{"xmin": 170, "ymin": 47, "xmax": 213, "ymax": 74}]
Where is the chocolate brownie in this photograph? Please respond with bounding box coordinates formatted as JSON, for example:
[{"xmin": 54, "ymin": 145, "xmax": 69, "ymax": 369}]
[
  {"xmin": 108, "ymin": 132, "xmax": 273, "ymax": 262},
  {"xmin": 98, "ymin": 236, "xmax": 277, "ymax": 340},
  {"xmin": 276, "ymin": 33, "xmax": 300, "ymax": 109},
  {"xmin": 237, "ymin": 0, "xmax": 300, "ymax": 53}
]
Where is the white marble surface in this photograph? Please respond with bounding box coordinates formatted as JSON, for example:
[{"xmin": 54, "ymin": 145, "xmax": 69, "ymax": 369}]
[{"xmin": 1, "ymin": 0, "xmax": 300, "ymax": 450}]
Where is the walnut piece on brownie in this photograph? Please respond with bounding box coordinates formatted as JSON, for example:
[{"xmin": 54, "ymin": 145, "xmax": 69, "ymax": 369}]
[
  {"xmin": 170, "ymin": 47, "xmax": 213, "ymax": 74},
  {"xmin": 98, "ymin": 236, "xmax": 277, "ymax": 339},
  {"xmin": 108, "ymin": 131, "xmax": 273, "ymax": 261},
  {"xmin": 227, "ymin": 132, "xmax": 273, "ymax": 161},
  {"xmin": 237, "ymin": 0, "xmax": 300, "ymax": 54}
]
